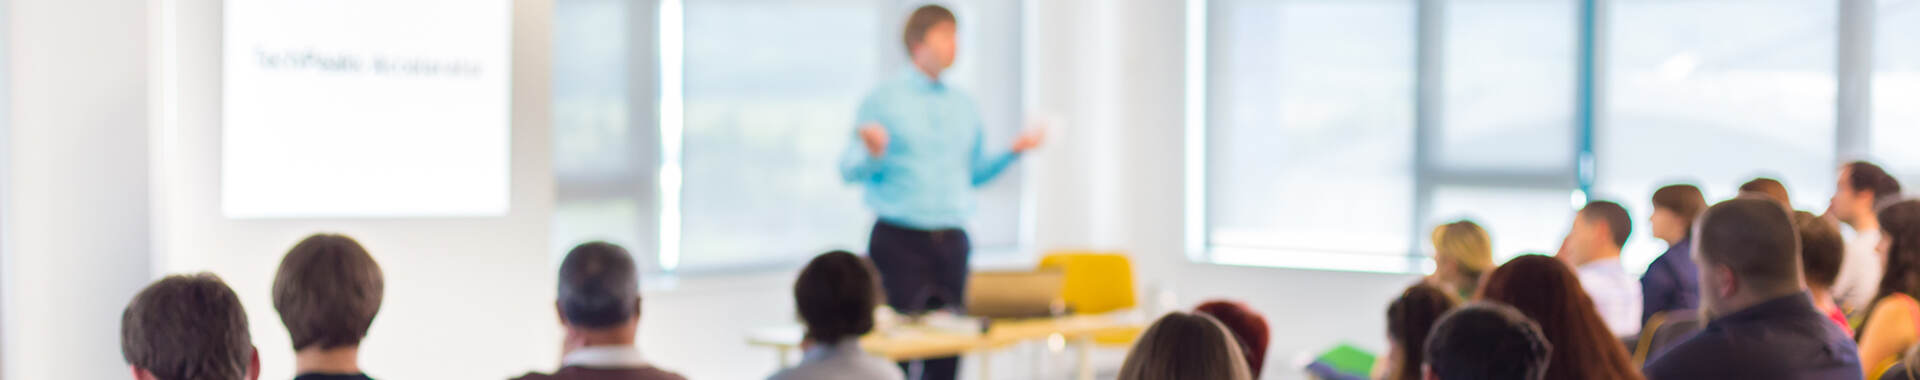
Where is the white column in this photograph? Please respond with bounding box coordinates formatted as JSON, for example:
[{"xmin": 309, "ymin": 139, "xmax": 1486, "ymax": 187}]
[{"xmin": 1837, "ymin": 0, "xmax": 1874, "ymax": 162}]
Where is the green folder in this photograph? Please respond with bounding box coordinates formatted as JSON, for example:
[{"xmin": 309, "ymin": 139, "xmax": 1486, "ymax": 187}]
[{"xmin": 1316, "ymin": 343, "xmax": 1378, "ymax": 377}]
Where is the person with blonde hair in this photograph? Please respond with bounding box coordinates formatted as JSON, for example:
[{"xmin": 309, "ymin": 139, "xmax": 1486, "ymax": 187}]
[
  {"xmin": 1429, "ymin": 220, "xmax": 1493, "ymax": 300},
  {"xmin": 1117, "ymin": 312, "xmax": 1253, "ymax": 380}
]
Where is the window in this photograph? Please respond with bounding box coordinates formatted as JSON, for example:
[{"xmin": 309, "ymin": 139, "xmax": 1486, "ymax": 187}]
[
  {"xmin": 1203, "ymin": 0, "xmax": 1416, "ymax": 271},
  {"xmin": 1876, "ymin": 0, "xmax": 1920, "ymax": 185},
  {"xmin": 553, "ymin": 0, "xmax": 1030, "ymax": 273},
  {"xmin": 1603, "ymin": 0, "xmax": 1836, "ymax": 270},
  {"xmin": 1438, "ymin": 0, "xmax": 1576, "ymax": 171}
]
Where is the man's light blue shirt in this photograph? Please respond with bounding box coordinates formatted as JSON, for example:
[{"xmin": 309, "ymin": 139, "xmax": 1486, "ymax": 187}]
[{"xmin": 839, "ymin": 67, "xmax": 1020, "ymax": 231}]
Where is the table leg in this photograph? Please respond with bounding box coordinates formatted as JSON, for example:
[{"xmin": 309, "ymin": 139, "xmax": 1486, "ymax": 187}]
[
  {"xmin": 1075, "ymin": 337, "xmax": 1094, "ymax": 380},
  {"xmin": 776, "ymin": 347, "xmax": 793, "ymax": 369},
  {"xmin": 980, "ymin": 352, "xmax": 992, "ymax": 380}
]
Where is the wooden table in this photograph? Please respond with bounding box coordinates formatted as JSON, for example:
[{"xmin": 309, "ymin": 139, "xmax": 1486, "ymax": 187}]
[{"xmin": 747, "ymin": 314, "xmax": 1141, "ymax": 380}]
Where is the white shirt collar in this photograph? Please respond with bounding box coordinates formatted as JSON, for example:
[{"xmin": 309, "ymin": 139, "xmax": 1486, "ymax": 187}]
[{"xmin": 562, "ymin": 345, "xmax": 651, "ymax": 370}]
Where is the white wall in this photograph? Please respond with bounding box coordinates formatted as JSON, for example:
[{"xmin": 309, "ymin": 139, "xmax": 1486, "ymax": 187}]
[
  {"xmin": 152, "ymin": 1, "xmax": 560, "ymax": 380},
  {"xmin": 1, "ymin": 1, "xmax": 155, "ymax": 379}
]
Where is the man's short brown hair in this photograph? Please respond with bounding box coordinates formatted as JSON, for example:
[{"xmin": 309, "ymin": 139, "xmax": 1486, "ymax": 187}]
[
  {"xmin": 273, "ymin": 233, "xmax": 384, "ymax": 351},
  {"xmin": 1794, "ymin": 211, "xmax": 1845, "ymax": 289},
  {"xmin": 1697, "ymin": 199, "xmax": 1802, "ymax": 291},
  {"xmin": 122, "ymin": 273, "xmax": 253, "ymax": 380},
  {"xmin": 1739, "ymin": 178, "xmax": 1792, "ymax": 207},
  {"xmin": 902, "ymin": 4, "xmax": 956, "ymax": 53}
]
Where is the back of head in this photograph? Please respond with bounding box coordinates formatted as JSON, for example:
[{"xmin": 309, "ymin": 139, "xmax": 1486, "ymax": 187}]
[
  {"xmin": 123, "ymin": 273, "xmax": 253, "ymax": 380},
  {"xmin": 1386, "ymin": 283, "xmax": 1458, "ymax": 380},
  {"xmin": 1652, "ymin": 184, "xmax": 1709, "ymax": 233},
  {"xmin": 1479, "ymin": 255, "xmax": 1641, "ymax": 380},
  {"xmin": 1424, "ymin": 302, "xmax": 1552, "ymax": 380},
  {"xmin": 901, "ymin": 5, "xmax": 955, "ymax": 52},
  {"xmin": 1117, "ymin": 312, "xmax": 1253, "ymax": 380},
  {"xmin": 1193, "ymin": 300, "xmax": 1270, "ymax": 378},
  {"xmin": 1794, "ymin": 211, "xmax": 1845, "ymax": 290},
  {"xmin": 1696, "ymin": 199, "xmax": 1803, "ymax": 294},
  {"xmin": 794, "ymin": 250, "xmax": 882, "ymax": 345},
  {"xmin": 1432, "ymin": 220, "xmax": 1494, "ymax": 277},
  {"xmin": 1580, "ymin": 201, "xmax": 1633, "ymax": 250},
  {"xmin": 1847, "ymin": 161, "xmax": 1904, "ymax": 208},
  {"xmin": 1739, "ymin": 178, "xmax": 1793, "ymax": 208},
  {"xmin": 559, "ymin": 242, "xmax": 642, "ymax": 329},
  {"xmin": 1876, "ymin": 201, "xmax": 1920, "ymax": 305},
  {"xmin": 273, "ymin": 233, "xmax": 384, "ymax": 351}
]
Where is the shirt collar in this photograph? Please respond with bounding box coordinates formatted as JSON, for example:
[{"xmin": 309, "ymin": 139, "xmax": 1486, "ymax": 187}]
[
  {"xmin": 902, "ymin": 64, "xmax": 946, "ymax": 91},
  {"xmin": 1712, "ymin": 292, "xmax": 1820, "ymax": 325},
  {"xmin": 1578, "ymin": 257, "xmax": 1624, "ymax": 272},
  {"xmin": 562, "ymin": 345, "xmax": 651, "ymax": 370},
  {"xmin": 802, "ymin": 341, "xmax": 866, "ymax": 363}
]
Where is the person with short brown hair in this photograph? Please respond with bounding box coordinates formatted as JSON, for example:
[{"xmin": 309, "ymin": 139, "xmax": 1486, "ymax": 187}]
[
  {"xmin": 122, "ymin": 273, "xmax": 259, "ymax": 380},
  {"xmin": 768, "ymin": 251, "xmax": 901, "ymax": 380},
  {"xmin": 1555, "ymin": 200, "xmax": 1642, "ymax": 337},
  {"xmin": 1829, "ymin": 161, "xmax": 1905, "ymax": 311},
  {"xmin": 1741, "ymin": 177, "xmax": 1793, "ymax": 208},
  {"xmin": 1116, "ymin": 312, "xmax": 1253, "ymax": 380},
  {"xmin": 514, "ymin": 242, "xmax": 685, "ymax": 380},
  {"xmin": 840, "ymin": 4, "xmax": 1045, "ymax": 380},
  {"xmin": 1642, "ymin": 199, "xmax": 1862, "ymax": 380},
  {"xmin": 273, "ymin": 233, "xmax": 384, "ymax": 380},
  {"xmin": 1642, "ymin": 184, "xmax": 1707, "ymax": 326},
  {"xmin": 1793, "ymin": 211, "xmax": 1851, "ymax": 335}
]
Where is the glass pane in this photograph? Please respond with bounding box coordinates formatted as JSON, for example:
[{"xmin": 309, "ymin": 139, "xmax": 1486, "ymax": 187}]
[
  {"xmin": 1604, "ymin": 0, "xmax": 1836, "ymax": 271},
  {"xmin": 1429, "ymin": 187, "xmax": 1578, "ymax": 266},
  {"xmin": 1875, "ymin": 0, "xmax": 1920, "ymax": 185},
  {"xmin": 552, "ymin": 198, "xmax": 648, "ymax": 270},
  {"xmin": 944, "ymin": 0, "xmax": 1027, "ymax": 249},
  {"xmin": 554, "ymin": 0, "xmax": 637, "ymax": 180},
  {"xmin": 1438, "ymin": 0, "xmax": 1575, "ymax": 170},
  {"xmin": 1207, "ymin": 0, "xmax": 1415, "ymax": 257}
]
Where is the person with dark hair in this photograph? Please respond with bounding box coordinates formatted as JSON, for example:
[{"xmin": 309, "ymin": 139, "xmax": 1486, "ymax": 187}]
[
  {"xmin": 1796, "ymin": 211, "xmax": 1853, "ymax": 335},
  {"xmin": 1830, "ymin": 161, "xmax": 1905, "ymax": 311},
  {"xmin": 1556, "ymin": 200, "xmax": 1642, "ymax": 337},
  {"xmin": 1192, "ymin": 300, "xmax": 1269, "ymax": 378},
  {"xmin": 839, "ymin": 5, "xmax": 1045, "ymax": 380},
  {"xmin": 1116, "ymin": 312, "xmax": 1253, "ymax": 380},
  {"xmin": 1642, "ymin": 185, "xmax": 1708, "ymax": 326},
  {"xmin": 514, "ymin": 242, "xmax": 686, "ymax": 380},
  {"xmin": 1860, "ymin": 201, "xmax": 1920, "ymax": 377},
  {"xmin": 768, "ymin": 251, "xmax": 901, "ymax": 380},
  {"xmin": 1642, "ymin": 199, "xmax": 1862, "ymax": 380},
  {"xmin": 1381, "ymin": 284, "xmax": 1457, "ymax": 380},
  {"xmin": 1741, "ymin": 177, "xmax": 1793, "ymax": 208},
  {"xmin": 1422, "ymin": 302, "xmax": 1552, "ymax": 380},
  {"xmin": 272, "ymin": 234, "xmax": 384, "ymax": 380},
  {"xmin": 1481, "ymin": 254, "xmax": 1644, "ymax": 380},
  {"xmin": 122, "ymin": 273, "xmax": 259, "ymax": 380}
]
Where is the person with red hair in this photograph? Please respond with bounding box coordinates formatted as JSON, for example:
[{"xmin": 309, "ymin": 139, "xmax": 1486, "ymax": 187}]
[
  {"xmin": 1480, "ymin": 254, "xmax": 1644, "ymax": 380},
  {"xmin": 1192, "ymin": 300, "xmax": 1269, "ymax": 378}
]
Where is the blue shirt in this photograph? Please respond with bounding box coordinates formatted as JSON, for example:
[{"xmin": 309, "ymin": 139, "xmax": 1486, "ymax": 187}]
[
  {"xmin": 839, "ymin": 67, "xmax": 1021, "ymax": 230},
  {"xmin": 1642, "ymin": 292, "xmax": 1863, "ymax": 380},
  {"xmin": 1640, "ymin": 237, "xmax": 1700, "ymax": 326},
  {"xmin": 766, "ymin": 342, "xmax": 904, "ymax": 380}
]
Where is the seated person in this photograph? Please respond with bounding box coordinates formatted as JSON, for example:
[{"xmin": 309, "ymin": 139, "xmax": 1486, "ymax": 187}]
[
  {"xmin": 1556, "ymin": 201, "xmax": 1644, "ymax": 338},
  {"xmin": 1794, "ymin": 211, "xmax": 1853, "ymax": 335},
  {"xmin": 1423, "ymin": 302, "xmax": 1552, "ymax": 380},
  {"xmin": 1642, "ymin": 199, "xmax": 1862, "ymax": 380},
  {"xmin": 1861, "ymin": 200, "xmax": 1920, "ymax": 378},
  {"xmin": 1481, "ymin": 255, "xmax": 1643, "ymax": 380},
  {"xmin": 121, "ymin": 273, "xmax": 260, "ymax": 380},
  {"xmin": 1193, "ymin": 300, "xmax": 1269, "ymax": 378},
  {"xmin": 272, "ymin": 234, "xmax": 384, "ymax": 380},
  {"xmin": 514, "ymin": 242, "xmax": 686, "ymax": 380},
  {"xmin": 1117, "ymin": 312, "xmax": 1252, "ymax": 380},
  {"xmin": 767, "ymin": 251, "xmax": 903, "ymax": 380},
  {"xmin": 1381, "ymin": 284, "xmax": 1457, "ymax": 380}
]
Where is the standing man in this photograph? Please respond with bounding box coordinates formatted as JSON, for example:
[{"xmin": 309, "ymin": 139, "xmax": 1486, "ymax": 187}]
[
  {"xmin": 1826, "ymin": 161, "xmax": 1903, "ymax": 312},
  {"xmin": 839, "ymin": 5, "xmax": 1044, "ymax": 380}
]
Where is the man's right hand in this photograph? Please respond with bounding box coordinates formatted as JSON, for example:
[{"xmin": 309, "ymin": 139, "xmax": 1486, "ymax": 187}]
[{"xmin": 860, "ymin": 123, "xmax": 890, "ymax": 157}]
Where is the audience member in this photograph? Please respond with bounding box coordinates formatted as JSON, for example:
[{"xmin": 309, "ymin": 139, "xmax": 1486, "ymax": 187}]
[
  {"xmin": 1796, "ymin": 211, "xmax": 1854, "ymax": 335},
  {"xmin": 1422, "ymin": 302, "xmax": 1552, "ymax": 380},
  {"xmin": 768, "ymin": 251, "xmax": 902, "ymax": 380},
  {"xmin": 1742, "ymin": 177, "xmax": 1793, "ymax": 208},
  {"xmin": 1860, "ymin": 201, "xmax": 1920, "ymax": 377},
  {"xmin": 1555, "ymin": 200, "xmax": 1644, "ymax": 337},
  {"xmin": 1382, "ymin": 283, "xmax": 1458, "ymax": 380},
  {"xmin": 1193, "ymin": 300, "xmax": 1270, "ymax": 378},
  {"xmin": 1642, "ymin": 185, "xmax": 1707, "ymax": 326},
  {"xmin": 1116, "ymin": 312, "xmax": 1252, "ymax": 380},
  {"xmin": 1481, "ymin": 254, "xmax": 1643, "ymax": 380},
  {"xmin": 514, "ymin": 242, "xmax": 687, "ymax": 380},
  {"xmin": 1642, "ymin": 199, "xmax": 1862, "ymax": 380},
  {"xmin": 1428, "ymin": 220, "xmax": 1493, "ymax": 300},
  {"xmin": 273, "ymin": 234, "xmax": 384, "ymax": 380},
  {"xmin": 1830, "ymin": 161, "xmax": 1904, "ymax": 311},
  {"xmin": 121, "ymin": 273, "xmax": 259, "ymax": 380}
]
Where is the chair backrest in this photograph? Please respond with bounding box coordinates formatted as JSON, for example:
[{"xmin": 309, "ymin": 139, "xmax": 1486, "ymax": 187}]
[
  {"xmin": 1037, "ymin": 251, "xmax": 1136, "ymax": 315},
  {"xmin": 1633, "ymin": 310, "xmax": 1704, "ymax": 366}
]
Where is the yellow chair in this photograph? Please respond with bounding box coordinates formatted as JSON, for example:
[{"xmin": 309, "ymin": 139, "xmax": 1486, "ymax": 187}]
[{"xmin": 1038, "ymin": 251, "xmax": 1142, "ymax": 346}]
